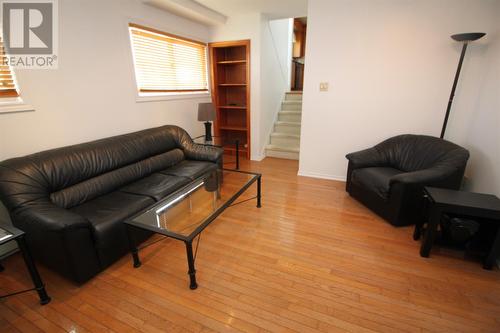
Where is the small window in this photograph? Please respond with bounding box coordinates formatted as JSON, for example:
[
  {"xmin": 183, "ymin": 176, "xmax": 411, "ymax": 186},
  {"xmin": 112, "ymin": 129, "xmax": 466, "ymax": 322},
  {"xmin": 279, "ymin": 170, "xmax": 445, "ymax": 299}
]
[
  {"xmin": 129, "ymin": 23, "xmax": 208, "ymax": 95},
  {"xmin": 0, "ymin": 38, "xmax": 19, "ymax": 98}
]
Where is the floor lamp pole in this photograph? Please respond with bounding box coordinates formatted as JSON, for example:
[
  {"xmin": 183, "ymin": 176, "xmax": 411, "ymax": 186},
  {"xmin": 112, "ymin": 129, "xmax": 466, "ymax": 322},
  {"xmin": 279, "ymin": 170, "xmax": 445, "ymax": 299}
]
[
  {"xmin": 440, "ymin": 42, "xmax": 468, "ymax": 139},
  {"xmin": 440, "ymin": 32, "xmax": 486, "ymax": 139}
]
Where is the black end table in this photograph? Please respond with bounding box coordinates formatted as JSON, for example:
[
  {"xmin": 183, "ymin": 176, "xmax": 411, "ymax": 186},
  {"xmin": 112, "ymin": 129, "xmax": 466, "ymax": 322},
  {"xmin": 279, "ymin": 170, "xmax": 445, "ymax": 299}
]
[
  {"xmin": 415, "ymin": 187, "xmax": 500, "ymax": 270},
  {"xmin": 0, "ymin": 224, "xmax": 51, "ymax": 305}
]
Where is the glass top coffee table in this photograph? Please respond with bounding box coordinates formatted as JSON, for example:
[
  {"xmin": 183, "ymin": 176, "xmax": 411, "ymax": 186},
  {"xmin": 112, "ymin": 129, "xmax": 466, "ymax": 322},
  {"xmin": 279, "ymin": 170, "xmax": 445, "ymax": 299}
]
[{"xmin": 124, "ymin": 169, "xmax": 261, "ymax": 289}]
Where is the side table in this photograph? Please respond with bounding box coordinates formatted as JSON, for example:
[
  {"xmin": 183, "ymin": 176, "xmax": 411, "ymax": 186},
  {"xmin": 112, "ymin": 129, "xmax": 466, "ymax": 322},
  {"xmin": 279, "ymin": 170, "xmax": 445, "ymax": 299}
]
[
  {"xmin": 193, "ymin": 135, "xmax": 240, "ymax": 170},
  {"xmin": 415, "ymin": 187, "xmax": 500, "ymax": 270},
  {"xmin": 0, "ymin": 224, "xmax": 51, "ymax": 305}
]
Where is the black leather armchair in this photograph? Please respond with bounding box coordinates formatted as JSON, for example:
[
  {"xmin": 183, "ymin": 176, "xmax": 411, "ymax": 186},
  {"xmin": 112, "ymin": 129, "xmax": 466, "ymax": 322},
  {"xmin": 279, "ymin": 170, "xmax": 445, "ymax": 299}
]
[
  {"xmin": 0, "ymin": 125, "xmax": 223, "ymax": 283},
  {"xmin": 346, "ymin": 135, "xmax": 469, "ymax": 226}
]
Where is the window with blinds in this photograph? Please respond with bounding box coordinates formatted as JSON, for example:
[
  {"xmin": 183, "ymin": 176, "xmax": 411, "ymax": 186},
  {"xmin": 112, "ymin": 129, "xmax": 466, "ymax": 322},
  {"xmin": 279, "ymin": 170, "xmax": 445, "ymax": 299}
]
[
  {"xmin": 129, "ymin": 23, "xmax": 208, "ymax": 94},
  {"xmin": 0, "ymin": 39, "xmax": 19, "ymax": 98}
]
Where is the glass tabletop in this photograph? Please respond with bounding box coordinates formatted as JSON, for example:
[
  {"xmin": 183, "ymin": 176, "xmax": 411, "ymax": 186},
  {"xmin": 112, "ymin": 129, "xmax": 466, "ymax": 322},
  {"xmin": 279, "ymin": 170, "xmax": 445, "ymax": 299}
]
[
  {"xmin": 192, "ymin": 136, "xmax": 223, "ymax": 146},
  {"xmin": 192, "ymin": 136, "xmax": 242, "ymax": 147},
  {"xmin": 0, "ymin": 224, "xmax": 23, "ymax": 246},
  {"xmin": 125, "ymin": 169, "xmax": 259, "ymax": 241}
]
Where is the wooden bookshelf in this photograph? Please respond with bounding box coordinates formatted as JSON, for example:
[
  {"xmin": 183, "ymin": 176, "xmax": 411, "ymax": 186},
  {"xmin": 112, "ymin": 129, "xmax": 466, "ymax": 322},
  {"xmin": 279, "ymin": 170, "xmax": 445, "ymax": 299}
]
[{"xmin": 209, "ymin": 40, "xmax": 251, "ymax": 159}]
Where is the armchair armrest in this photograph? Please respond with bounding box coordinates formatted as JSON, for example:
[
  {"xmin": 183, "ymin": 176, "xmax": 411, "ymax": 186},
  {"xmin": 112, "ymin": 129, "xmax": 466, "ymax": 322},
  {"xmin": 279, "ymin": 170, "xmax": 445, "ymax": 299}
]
[
  {"xmin": 346, "ymin": 147, "xmax": 386, "ymax": 169},
  {"xmin": 389, "ymin": 165, "xmax": 459, "ymax": 187}
]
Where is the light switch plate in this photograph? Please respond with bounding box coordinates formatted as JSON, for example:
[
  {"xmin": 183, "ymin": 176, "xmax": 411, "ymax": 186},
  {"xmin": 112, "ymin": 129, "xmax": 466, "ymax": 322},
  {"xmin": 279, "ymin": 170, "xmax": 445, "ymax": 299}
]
[{"xmin": 319, "ymin": 82, "xmax": 329, "ymax": 92}]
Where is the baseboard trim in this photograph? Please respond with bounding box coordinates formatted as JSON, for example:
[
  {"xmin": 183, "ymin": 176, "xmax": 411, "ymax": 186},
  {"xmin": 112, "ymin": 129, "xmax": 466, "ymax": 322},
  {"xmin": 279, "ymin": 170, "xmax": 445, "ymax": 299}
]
[
  {"xmin": 297, "ymin": 170, "xmax": 346, "ymax": 182},
  {"xmin": 251, "ymin": 153, "xmax": 266, "ymax": 162}
]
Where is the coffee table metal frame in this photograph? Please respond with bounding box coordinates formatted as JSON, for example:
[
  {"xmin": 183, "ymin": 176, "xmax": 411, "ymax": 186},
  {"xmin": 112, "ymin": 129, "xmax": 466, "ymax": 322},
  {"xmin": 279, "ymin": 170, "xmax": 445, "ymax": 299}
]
[{"xmin": 124, "ymin": 168, "xmax": 261, "ymax": 289}]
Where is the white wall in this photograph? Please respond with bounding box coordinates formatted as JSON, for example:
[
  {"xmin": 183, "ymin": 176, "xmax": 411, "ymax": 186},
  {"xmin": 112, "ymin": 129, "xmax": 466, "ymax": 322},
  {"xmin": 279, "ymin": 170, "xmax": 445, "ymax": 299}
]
[
  {"xmin": 0, "ymin": 0, "xmax": 211, "ymax": 161},
  {"xmin": 299, "ymin": 0, "xmax": 500, "ymax": 185},
  {"xmin": 268, "ymin": 18, "xmax": 294, "ymax": 91},
  {"xmin": 449, "ymin": 30, "xmax": 500, "ymax": 196},
  {"xmin": 259, "ymin": 18, "xmax": 293, "ymax": 157}
]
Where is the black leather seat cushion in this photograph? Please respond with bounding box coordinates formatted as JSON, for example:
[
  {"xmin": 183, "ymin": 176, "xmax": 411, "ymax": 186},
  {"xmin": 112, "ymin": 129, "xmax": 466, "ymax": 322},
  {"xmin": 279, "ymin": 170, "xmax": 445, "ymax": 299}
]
[
  {"xmin": 120, "ymin": 173, "xmax": 191, "ymax": 201},
  {"xmin": 160, "ymin": 160, "xmax": 217, "ymax": 180},
  {"xmin": 70, "ymin": 191, "xmax": 154, "ymax": 267},
  {"xmin": 351, "ymin": 167, "xmax": 404, "ymax": 199}
]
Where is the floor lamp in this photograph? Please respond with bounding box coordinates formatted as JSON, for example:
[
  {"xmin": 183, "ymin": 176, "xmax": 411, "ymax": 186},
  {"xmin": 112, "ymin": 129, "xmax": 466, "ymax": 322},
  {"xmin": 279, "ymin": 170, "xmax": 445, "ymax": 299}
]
[{"xmin": 440, "ymin": 32, "xmax": 486, "ymax": 139}]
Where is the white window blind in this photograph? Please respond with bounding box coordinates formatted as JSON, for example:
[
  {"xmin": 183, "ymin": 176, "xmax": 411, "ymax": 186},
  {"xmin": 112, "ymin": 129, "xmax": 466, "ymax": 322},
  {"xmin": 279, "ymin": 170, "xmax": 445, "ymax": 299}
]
[
  {"xmin": 129, "ymin": 23, "xmax": 208, "ymax": 93},
  {"xmin": 0, "ymin": 38, "xmax": 19, "ymax": 98}
]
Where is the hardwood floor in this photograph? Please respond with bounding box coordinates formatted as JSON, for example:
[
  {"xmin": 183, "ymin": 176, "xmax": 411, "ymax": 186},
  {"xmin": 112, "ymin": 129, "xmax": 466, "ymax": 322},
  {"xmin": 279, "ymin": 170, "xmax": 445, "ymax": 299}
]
[{"xmin": 1, "ymin": 157, "xmax": 499, "ymax": 332}]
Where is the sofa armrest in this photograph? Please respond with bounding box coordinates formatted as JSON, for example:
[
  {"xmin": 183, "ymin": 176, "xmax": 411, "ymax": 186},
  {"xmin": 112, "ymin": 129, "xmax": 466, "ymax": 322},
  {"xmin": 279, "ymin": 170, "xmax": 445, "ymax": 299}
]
[
  {"xmin": 14, "ymin": 201, "xmax": 91, "ymax": 232},
  {"xmin": 168, "ymin": 126, "xmax": 224, "ymax": 163},
  {"xmin": 11, "ymin": 201, "xmax": 101, "ymax": 283},
  {"xmin": 345, "ymin": 148, "xmax": 386, "ymax": 169},
  {"xmin": 184, "ymin": 143, "xmax": 224, "ymax": 163}
]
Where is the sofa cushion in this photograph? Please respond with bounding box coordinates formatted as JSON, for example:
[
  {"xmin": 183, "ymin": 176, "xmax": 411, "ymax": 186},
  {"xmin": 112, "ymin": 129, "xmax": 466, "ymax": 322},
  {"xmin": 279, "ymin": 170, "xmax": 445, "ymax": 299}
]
[
  {"xmin": 351, "ymin": 167, "xmax": 404, "ymax": 199},
  {"xmin": 120, "ymin": 173, "xmax": 191, "ymax": 201},
  {"xmin": 160, "ymin": 160, "xmax": 217, "ymax": 180},
  {"xmin": 70, "ymin": 191, "xmax": 154, "ymax": 267}
]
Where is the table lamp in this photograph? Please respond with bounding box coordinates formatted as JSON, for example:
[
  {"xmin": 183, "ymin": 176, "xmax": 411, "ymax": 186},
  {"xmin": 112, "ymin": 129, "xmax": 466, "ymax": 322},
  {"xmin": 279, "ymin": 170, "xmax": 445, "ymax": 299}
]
[{"xmin": 198, "ymin": 102, "xmax": 216, "ymax": 141}]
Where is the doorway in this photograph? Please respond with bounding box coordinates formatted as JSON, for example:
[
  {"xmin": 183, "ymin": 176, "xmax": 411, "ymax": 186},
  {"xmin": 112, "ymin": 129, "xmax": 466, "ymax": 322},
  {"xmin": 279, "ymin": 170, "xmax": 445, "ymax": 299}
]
[{"xmin": 291, "ymin": 17, "xmax": 306, "ymax": 91}]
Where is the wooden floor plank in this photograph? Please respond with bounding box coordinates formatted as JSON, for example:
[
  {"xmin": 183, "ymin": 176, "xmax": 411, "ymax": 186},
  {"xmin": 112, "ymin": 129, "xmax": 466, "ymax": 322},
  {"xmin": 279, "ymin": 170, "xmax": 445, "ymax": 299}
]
[{"xmin": 1, "ymin": 157, "xmax": 499, "ymax": 332}]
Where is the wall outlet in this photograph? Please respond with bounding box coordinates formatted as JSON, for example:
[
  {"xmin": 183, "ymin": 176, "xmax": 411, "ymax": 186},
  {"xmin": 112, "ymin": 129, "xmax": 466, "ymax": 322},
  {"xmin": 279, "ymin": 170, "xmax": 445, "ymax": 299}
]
[{"xmin": 319, "ymin": 82, "xmax": 329, "ymax": 91}]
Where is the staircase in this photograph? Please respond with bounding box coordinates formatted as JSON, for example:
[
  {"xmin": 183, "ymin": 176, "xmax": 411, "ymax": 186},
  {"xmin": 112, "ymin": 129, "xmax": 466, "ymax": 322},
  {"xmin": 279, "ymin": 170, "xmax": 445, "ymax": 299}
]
[{"xmin": 265, "ymin": 92, "xmax": 302, "ymax": 160}]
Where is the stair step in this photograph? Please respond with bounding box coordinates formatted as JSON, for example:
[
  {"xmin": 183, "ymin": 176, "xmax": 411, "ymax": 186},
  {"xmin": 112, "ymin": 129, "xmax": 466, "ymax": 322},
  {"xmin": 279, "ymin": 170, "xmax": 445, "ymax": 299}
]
[
  {"xmin": 271, "ymin": 132, "xmax": 300, "ymax": 139},
  {"xmin": 270, "ymin": 132, "xmax": 300, "ymax": 147},
  {"xmin": 281, "ymin": 101, "xmax": 302, "ymax": 111},
  {"xmin": 278, "ymin": 111, "xmax": 302, "ymax": 122},
  {"xmin": 275, "ymin": 121, "xmax": 300, "ymax": 126},
  {"xmin": 285, "ymin": 92, "xmax": 303, "ymax": 101},
  {"xmin": 275, "ymin": 121, "xmax": 301, "ymax": 135},
  {"xmin": 265, "ymin": 144, "xmax": 300, "ymax": 160}
]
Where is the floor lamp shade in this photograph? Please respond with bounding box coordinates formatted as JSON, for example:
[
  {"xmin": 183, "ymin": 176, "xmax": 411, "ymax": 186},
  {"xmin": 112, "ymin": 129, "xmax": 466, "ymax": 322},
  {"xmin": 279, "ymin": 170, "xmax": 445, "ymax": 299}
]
[
  {"xmin": 440, "ymin": 32, "xmax": 486, "ymax": 139},
  {"xmin": 198, "ymin": 103, "xmax": 215, "ymax": 141}
]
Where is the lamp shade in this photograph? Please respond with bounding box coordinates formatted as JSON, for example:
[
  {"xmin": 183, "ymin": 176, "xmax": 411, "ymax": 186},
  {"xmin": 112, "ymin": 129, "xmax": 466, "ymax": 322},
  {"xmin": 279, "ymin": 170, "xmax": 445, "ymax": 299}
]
[
  {"xmin": 451, "ymin": 32, "xmax": 486, "ymax": 42},
  {"xmin": 198, "ymin": 103, "xmax": 215, "ymax": 121}
]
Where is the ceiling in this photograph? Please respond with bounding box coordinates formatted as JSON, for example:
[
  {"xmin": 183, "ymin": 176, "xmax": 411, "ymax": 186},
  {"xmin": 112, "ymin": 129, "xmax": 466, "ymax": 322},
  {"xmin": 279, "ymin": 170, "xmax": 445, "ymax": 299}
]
[{"xmin": 194, "ymin": 0, "xmax": 308, "ymax": 20}]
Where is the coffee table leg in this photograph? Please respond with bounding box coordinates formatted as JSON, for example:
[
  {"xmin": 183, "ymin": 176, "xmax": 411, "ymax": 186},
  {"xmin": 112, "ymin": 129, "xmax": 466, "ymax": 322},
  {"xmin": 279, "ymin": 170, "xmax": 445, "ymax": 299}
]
[
  {"xmin": 257, "ymin": 175, "xmax": 262, "ymax": 208},
  {"xmin": 413, "ymin": 222, "xmax": 422, "ymax": 240},
  {"xmin": 235, "ymin": 140, "xmax": 240, "ymax": 170},
  {"xmin": 483, "ymin": 226, "xmax": 500, "ymax": 270},
  {"xmin": 16, "ymin": 236, "xmax": 51, "ymax": 305},
  {"xmin": 127, "ymin": 226, "xmax": 141, "ymax": 268},
  {"xmin": 185, "ymin": 241, "xmax": 198, "ymax": 290},
  {"xmin": 420, "ymin": 208, "xmax": 440, "ymax": 258}
]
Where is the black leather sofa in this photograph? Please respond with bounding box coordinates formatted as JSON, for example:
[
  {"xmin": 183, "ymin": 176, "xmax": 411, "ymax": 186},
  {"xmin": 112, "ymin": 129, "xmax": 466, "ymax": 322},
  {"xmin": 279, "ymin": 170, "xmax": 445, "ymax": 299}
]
[
  {"xmin": 346, "ymin": 135, "xmax": 469, "ymax": 226},
  {"xmin": 0, "ymin": 125, "xmax": 223, "ymax": 283}
]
